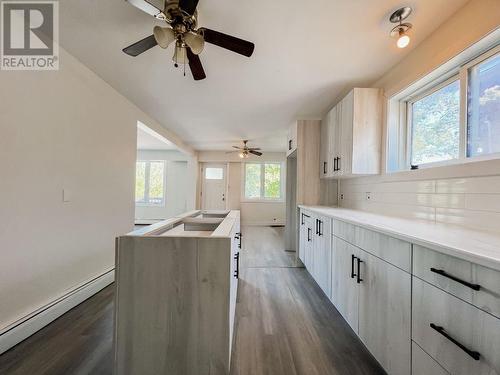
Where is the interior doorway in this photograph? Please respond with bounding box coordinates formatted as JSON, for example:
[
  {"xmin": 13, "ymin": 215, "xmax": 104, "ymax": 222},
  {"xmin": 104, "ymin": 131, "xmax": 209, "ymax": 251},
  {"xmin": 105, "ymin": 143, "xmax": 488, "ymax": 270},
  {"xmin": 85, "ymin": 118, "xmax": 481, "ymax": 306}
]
[{"xmin": 201, "ymin": 163, "xmax": 227, "ymax": 210}]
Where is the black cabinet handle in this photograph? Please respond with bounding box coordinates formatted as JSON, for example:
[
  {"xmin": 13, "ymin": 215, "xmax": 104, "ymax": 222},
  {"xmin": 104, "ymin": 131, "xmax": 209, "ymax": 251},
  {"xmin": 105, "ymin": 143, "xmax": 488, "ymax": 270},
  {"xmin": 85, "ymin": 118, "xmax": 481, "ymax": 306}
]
[
  {"xmin": 319, "ymin": 220, "xmax": 323, "ymax": 236},
  {"xmin": 307, "ymin": 228, "xmax": 312, "ymax": 242},
  {"xmin": 315, "ymin": 219, "xmax": 319, "ymax": 235},
  {"xmin": 288, "ymin": 139, "xmax": 292, "ymax": 151},
  {"xmin": 430, "ymin": 268, "xmax": 481, "ymax": 291},
  {"xmin": 301, "ymin": 213, "xmax": 305, "ymax": 225},
  {"xmin": 351, "ymin": 255, "xmax": 357, "ymax": 279},
  {"xmin": 337, "ymin": 157, "xmax": 341, "ymax": 171},
  {"xmin": 356, "ymin": 258, "xmax": 363, "ymax": 284},
  {"xmin": 323, "ymin": 161, "xmax": 327, "ymax": 174},
  {"xmin": 333, "ymin": 157, "xmax": 338, "ymax": 172},
  {"xmin": 430, "ymin": 323, "xmax": 480, "ymax": 361},
  {"xmin": 234, "ymin": 253, "xmax": 240, "ymax": 279}
]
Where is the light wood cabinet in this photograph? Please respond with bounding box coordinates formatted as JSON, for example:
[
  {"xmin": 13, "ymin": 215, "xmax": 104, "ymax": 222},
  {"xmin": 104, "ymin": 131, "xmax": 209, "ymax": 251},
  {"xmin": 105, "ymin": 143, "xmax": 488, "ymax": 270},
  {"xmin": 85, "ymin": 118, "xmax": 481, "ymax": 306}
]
[
  {"xmin": 412, "ymin": 342, "xmax": 449, "ymax": 375},
  {"xmin": 330, "ymin": 237, "xmax": 359, "ymax": 332},
  {"xmin": 319, "ymin": 88, "xmax": 383, "ymax": 179},
  {"xmin": 358, "ymin": 250, "xmax": 411, "ymax": 375},
  {"xmin": 298, "ymin": 211, "xmax": 311, "ymax": 264},
  {"xmin": 312, "ymin": 215, "xmax": 332, "ymax": 297},
  {"xmin": 286, "ymin": 122, "xmax": 298, "ymax": 156},
  {"xmin": 412, "ymin": 276, "xmax": 500, "ymax": 375}
]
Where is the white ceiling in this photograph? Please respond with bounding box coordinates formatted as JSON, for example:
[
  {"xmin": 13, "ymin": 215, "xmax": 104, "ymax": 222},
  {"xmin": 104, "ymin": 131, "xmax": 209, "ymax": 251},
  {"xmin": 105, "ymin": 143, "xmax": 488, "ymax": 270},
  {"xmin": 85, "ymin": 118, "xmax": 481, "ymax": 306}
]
[
  {"xmin": 137, "ymin": 125, "xmax": 178, "ymax": 150},
  {"xmin": 59, "ymin": 0, "xmax": 468, "ymax": 151}
]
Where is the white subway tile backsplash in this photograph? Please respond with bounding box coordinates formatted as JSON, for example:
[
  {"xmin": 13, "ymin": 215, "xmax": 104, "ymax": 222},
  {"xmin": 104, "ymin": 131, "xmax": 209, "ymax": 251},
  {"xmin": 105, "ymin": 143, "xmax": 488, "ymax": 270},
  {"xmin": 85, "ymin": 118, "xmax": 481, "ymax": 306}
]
[
  {"xmin": 436, "ymin": 176, "xmax": 500, "ymax": 194},
  {"xmin": 465, "ymin": 194, "xmax": 500, "ymax": 212},
  {"xmin": 340, "ymin": 174, "xmax": 500, "ymax": 232}
]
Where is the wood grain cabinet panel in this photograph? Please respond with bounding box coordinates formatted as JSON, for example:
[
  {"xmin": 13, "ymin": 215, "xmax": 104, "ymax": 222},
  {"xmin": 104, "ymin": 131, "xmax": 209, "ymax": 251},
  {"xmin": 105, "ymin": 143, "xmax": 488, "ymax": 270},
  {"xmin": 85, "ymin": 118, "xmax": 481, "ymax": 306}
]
[
  {"xmin": 358, "ymin": 249, "xmax": 411, "ymax": 375},
  {"xmin": 412, "ymin": 277, "xmax": 500, "ymax": 375},
  {"xmin": 330, "ymin": 237, "xmax": 359, "ymax": 332},
  {"xmin": 312, "ymin": 215, "xmax": 332, "ymax": 297},
  {"xmin": 412, "ymin": 342, "xmax": 450, "ymax": 375},
  {"xmin": 413, "ymin": 245, "xmax": 500, "ymax": 319},
  {"xmin": 333, "ymin": 219, "xmax": 411, "ymax": 272}
]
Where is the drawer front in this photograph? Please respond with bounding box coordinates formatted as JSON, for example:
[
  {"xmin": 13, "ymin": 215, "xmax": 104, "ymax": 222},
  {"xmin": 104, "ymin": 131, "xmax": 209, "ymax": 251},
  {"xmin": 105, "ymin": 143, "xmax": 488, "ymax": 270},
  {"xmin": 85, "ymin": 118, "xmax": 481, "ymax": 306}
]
[
  {"xmin": 412, "ymin": 277, "xmax": 500, "ymax": 375},
  {"xmin": 412, "ymin": 342, "xmax": 449, "ymax": 375},
  {"xmin": 413, "ymin": 245, "xmax": 500, "ymax": 319},
  {"xmin": 333, "ymin": 220, "xmax": 411, "ymax": 272}
]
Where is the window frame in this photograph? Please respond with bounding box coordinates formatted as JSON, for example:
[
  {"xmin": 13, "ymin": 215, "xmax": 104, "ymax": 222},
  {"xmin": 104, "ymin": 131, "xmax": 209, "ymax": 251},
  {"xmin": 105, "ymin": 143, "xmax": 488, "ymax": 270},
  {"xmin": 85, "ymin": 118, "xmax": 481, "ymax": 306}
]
[
  {"xmin": 400, "ymin": 44, "xmax": 500, "ymax": 171},
  {"xmin": 135, "ymin": 160, "xmax": 166, "ymax": 207},
  {"xmin": 241, "ymin": 162, "xmax": 285, "ymax": 203}
]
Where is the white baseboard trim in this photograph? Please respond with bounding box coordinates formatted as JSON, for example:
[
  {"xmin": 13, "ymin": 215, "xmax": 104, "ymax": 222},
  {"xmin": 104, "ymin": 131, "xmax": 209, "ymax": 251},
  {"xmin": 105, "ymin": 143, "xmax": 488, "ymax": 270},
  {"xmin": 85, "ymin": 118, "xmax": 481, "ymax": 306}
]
[{"xmin": 0, "ymin": 269, "xmax": 114, "ymax": 355}]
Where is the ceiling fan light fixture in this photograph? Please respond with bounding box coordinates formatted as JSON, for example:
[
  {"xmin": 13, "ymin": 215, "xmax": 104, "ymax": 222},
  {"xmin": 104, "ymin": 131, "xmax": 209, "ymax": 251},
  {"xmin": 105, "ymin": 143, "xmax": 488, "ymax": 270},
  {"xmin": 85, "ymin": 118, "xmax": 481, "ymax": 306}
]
[
  {"xmin": 172, "ymin": 43, "xmax": 188, "ymax": 66},
  {"xmin": 184, "ymin": 32, "xmax": 205, "ymax": 55},
  {"xmin": 153, "ymin": 26, "xmax": 176, "ymax": 49},
  {"xmin": 389, "ymin": 7, "xmax": 413, "ymax": 49}
]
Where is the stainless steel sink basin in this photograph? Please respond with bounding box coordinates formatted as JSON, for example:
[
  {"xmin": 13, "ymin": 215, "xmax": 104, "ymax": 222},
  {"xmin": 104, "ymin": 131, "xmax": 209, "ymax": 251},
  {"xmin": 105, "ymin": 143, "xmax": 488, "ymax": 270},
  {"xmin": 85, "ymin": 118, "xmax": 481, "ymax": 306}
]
[
  {"xmin": 182, "ymin": 218, "xmax": 224, "ymax": 231},
  {"xmin": 201, "ymin": 210, "xmax": 230, "ymax": 219}
]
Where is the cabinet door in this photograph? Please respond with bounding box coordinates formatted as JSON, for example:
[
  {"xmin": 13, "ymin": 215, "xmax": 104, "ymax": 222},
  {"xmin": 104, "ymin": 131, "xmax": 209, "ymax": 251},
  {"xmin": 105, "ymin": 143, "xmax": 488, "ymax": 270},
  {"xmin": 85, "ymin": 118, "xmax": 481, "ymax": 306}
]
[
  {"xmin": 298, "ymin": 211, "xmax": 310, "ymax": 264},
  {"xmin": 338, "ymin": 90, "xmax": 354, "ymax": 176},
  {"xmin": 330, "ymin": 237, "xmax": 359, "ymax": 332},
  {"xmin": 319, "ymin": 113, "xmax": 329, "ymax": 178},
  {"xmin": 304, "ymin": 216, "xmax": 314, "ymax": 272},
  {"xmin": 313, "ymin": 216, "xmax": 332, "ymax": 298},
  {"xmin": 358, "ymin": 250, "xmax": 411, "ymax": 375},
  {"xmin": 331, "ymin": 103, "xmax": 342, "ymax": 176}
]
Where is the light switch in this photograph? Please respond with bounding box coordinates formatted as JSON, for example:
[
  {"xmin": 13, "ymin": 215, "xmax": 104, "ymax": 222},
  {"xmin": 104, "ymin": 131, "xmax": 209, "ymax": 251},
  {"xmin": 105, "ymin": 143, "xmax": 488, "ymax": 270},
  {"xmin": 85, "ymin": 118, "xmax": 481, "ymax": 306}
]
[{"xmin": 63, "ymin": 189, "xmax": 72, "ymax": 202}]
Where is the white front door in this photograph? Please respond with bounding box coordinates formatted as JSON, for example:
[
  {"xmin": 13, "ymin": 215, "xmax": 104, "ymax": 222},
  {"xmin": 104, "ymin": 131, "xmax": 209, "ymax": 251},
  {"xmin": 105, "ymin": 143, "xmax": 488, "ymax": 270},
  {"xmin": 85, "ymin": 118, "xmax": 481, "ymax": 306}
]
[{"xmin": 201, "ymin": 163, "xmax": 227, "ymax": 210}]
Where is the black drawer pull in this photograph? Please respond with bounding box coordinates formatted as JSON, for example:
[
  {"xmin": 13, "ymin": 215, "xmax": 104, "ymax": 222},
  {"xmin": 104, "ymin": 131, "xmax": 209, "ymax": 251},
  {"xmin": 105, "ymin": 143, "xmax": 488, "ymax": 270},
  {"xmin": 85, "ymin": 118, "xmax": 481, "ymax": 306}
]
[
  {"xmin": 430, "ymin": 268, "xmax": 481, "ymax": 291},
  {"xmin": 307, "ymin": 228, "xmax": 312, "ymax": 242},
  {"xmin": 234, "ymin": 253, "xmax": 240, "ymax": 279},
  {"xmin": 351, "ymin": 254, "xmax": 357, "ymax": 279},
  {"xmin": 323, "ymin": 161, "xmax": 327, "ymax": 174},
  {"xmin": 430, "ymin": 323, "xmax": 480, "ymax": 361},
  {"xmin": 356, "ymin": 258, "xmax": 363, "ymax": 284}
]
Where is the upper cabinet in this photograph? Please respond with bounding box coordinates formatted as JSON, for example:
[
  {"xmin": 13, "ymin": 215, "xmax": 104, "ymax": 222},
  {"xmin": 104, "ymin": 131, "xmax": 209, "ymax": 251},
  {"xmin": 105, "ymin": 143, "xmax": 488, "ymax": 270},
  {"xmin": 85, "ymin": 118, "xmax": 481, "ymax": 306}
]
[
  {"xmin": 286, "ymin": 122, "xmax": 298, "ymax": 156},
  {"xmin": 320, "ymin": 88, "xmax": 383, "ymax": 178}
]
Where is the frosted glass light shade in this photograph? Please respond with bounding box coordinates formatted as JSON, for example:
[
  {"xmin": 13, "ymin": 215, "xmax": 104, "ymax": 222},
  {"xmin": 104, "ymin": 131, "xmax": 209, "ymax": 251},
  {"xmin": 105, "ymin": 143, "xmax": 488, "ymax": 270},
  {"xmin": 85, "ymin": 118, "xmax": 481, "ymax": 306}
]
[
  {"xmin": 184, "ymin": 32, "xmax": 205, "ymax": 55},
  {"xmin": 397, "ymin": 34, "xmax": 410, "ymax": 48},
  {"xmin": 153, "ymin": 26, "xmax": 176, "ymax": 49}
]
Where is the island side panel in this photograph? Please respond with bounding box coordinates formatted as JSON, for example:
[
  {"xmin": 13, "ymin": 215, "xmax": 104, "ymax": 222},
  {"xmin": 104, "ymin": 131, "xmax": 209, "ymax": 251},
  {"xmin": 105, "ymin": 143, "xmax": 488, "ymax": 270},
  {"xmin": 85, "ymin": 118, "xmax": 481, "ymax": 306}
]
[{"xmin": 114, "ymin": 236, "xmax": 232, "ymax": 375}]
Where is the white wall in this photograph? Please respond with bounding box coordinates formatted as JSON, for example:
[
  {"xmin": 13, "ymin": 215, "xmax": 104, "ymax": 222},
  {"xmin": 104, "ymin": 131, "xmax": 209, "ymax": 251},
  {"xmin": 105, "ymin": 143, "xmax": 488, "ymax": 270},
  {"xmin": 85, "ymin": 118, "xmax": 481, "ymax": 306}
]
[
  {"xmin": 0, "ymin": 46, "xmax": 186, "ymax": 333},
  {"xmin": 339, "ymin": 0, "xmax": 500, "ymax": 231},
  {"xmin": 135, "ymin": 150, "xmax": 189, "ymax": 221},
  {"xmin": 198, "ymin": 151, "xmax": 287, "ymax": 225}
]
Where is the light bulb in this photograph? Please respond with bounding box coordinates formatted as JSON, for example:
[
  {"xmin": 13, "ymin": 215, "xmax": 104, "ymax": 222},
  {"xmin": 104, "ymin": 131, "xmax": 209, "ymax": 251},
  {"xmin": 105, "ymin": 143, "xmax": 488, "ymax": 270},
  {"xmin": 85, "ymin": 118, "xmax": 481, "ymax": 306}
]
[
  {"xmin": 239, "ymin": 153, "xmax": 245, "ymax": 158},
  {"xmin": 397, "ymin": 34, "xmax": 410, "ymax": 48}
]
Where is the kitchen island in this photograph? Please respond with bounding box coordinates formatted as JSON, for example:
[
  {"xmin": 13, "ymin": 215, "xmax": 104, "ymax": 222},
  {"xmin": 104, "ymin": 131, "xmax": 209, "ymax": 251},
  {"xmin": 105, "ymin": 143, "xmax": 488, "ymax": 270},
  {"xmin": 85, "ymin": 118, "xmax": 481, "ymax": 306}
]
[{"xmin": 114, "ymin": 210, "xmax": 241, "ymax": 375}]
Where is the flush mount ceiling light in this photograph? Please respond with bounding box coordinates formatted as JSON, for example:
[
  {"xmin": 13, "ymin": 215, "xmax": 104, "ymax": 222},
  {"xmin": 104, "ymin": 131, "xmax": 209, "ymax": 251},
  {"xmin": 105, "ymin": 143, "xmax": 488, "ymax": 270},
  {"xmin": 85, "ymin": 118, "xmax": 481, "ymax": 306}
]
[{"xmin": 389, "ymin": 7, "xmax": 413, "ymax": 49}]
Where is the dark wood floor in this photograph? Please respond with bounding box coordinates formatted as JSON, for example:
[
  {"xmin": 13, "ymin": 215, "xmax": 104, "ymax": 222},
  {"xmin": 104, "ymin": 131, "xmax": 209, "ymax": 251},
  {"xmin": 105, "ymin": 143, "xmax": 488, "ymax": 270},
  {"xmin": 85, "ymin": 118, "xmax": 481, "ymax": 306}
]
[{"xmin": 0, "ymin": 226, "xmax": 384, "ymax": 375}]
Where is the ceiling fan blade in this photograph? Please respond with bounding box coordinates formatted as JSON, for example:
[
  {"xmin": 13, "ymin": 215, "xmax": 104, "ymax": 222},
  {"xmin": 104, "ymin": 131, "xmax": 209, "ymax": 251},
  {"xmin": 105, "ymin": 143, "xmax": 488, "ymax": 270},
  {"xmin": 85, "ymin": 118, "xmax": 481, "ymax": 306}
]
[
  {"xmin": 247, "ymin": 147, "xmax": 261, "ymax": 150},
  {"xmin": 200, "ymin": 28, "xmax": 255, "ymax": 57},
  {"xmin": 249, "ymin": 150, "xmax": 263, "ymax": 156},
  {"xmin": 232, "ymin": 146, "xmax": 244, "ymax": 149},
  {"xmin": 126, "ymin": 0, "xmax": 164, "ymax": 18},
  {"xmin": 186, "ymin": 48, "xmax": 206, "ymax": 81},
  {"xmin": 153, "ymin": 26, "xmax": 175, "ymax": 49},
  {"xmin": 178, "ymin": 0, "xmax": 199, "ymax": 15},
  {"xmin": 123, "ymin": 35, "xmax": 158, "ymax": 56}
]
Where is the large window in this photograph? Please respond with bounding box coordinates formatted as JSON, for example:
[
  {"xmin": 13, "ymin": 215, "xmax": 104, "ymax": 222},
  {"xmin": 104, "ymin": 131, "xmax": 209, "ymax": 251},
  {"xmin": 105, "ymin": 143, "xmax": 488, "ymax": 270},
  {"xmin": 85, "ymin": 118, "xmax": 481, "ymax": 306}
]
[
  {"xmin": 135, "ymin": 161, "xmax": 165, "ymax": 206},
  {"xmin": 244, "ymin": 163, "xmax": 283, "ymax": 200},
  {"xmin": 401, "ymin": 46, "xmax": 500, "ymax": 169}
]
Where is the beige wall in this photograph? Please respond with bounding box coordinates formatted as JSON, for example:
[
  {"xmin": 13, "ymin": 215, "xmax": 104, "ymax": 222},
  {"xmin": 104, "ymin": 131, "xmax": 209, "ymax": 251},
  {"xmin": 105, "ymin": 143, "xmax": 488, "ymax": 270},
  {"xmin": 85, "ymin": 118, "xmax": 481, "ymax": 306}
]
[
  {"xmin": 198, "ymin": 151, "xmax": 287, "ymax": 225},
  {"xmin": 0, "ymin": 46, "xmax": 187, "ymax": 332},
  {"xmin": 339, "ymin": 0, "xmax": 500, "ymax": 231}
]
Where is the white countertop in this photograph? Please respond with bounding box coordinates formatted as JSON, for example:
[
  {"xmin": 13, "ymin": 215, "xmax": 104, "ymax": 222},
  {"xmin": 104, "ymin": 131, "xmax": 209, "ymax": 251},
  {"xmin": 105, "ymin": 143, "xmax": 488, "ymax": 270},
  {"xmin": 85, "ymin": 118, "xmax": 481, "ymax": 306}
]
[{"xmin": 299, "ymin": 205, "xmax": 500, "ymax": 271}]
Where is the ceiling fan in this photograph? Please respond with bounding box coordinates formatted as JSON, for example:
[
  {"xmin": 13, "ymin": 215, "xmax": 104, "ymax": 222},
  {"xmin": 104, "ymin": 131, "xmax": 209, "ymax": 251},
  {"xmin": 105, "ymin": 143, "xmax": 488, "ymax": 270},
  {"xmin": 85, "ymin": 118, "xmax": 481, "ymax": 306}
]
[
  {"xmin": 227, "ymin": 140, "xmax": 262, "ymax": 158},
  {"xmin": 123, "ymin": 0, "xmax": 255, "ymax": 81}
]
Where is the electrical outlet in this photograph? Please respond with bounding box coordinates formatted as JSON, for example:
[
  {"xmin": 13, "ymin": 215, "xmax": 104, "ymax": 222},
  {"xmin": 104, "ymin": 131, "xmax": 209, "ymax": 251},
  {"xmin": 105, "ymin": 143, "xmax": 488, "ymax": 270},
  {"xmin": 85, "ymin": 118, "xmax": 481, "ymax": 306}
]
[
  {"xmin": 340, "ymin": 194, "xmax": 344, "ymax": 200},
  {"xmin": 366, "ymin": 192, "xmax": 372, "ymax": 201}
]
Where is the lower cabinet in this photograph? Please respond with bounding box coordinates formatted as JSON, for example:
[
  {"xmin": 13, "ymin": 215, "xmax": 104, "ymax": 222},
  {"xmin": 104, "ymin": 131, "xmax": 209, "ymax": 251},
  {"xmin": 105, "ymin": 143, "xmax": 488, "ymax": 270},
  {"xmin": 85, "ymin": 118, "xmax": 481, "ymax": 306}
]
[
  {"xmin": 412, "ymin": 342, "xmax": 449, "ymax": 375},
  {"xmin": 358, "ymin": 249, "xmax": 411, "ymax": 375},
  {"xmin": 313, "ymin": 215, "xmax": 332, "ymax": 297},
  {"xmin": 331, "ymin": 237, "xmax": 359, "ymax": 331}
]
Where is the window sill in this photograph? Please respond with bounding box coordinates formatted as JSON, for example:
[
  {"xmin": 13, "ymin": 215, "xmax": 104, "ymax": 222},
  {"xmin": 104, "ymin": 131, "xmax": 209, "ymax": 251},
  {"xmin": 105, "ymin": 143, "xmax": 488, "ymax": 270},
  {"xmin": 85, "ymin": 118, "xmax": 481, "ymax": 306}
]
[
  {"xmin": 382, "ymin": 157, "xmax": 500, "ymax": 182},
  {"xmin": 241, "ymin": 199, "xmax": 285, "ymax": 204}
]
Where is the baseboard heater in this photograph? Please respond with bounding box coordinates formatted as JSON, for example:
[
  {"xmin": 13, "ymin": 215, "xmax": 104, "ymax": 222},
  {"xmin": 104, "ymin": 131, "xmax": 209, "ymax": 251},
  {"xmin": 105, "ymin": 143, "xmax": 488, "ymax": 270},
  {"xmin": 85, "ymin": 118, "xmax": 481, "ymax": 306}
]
[{"xmin": 0, "ymin": 269, "xmax": 114, "ymax": 355}]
